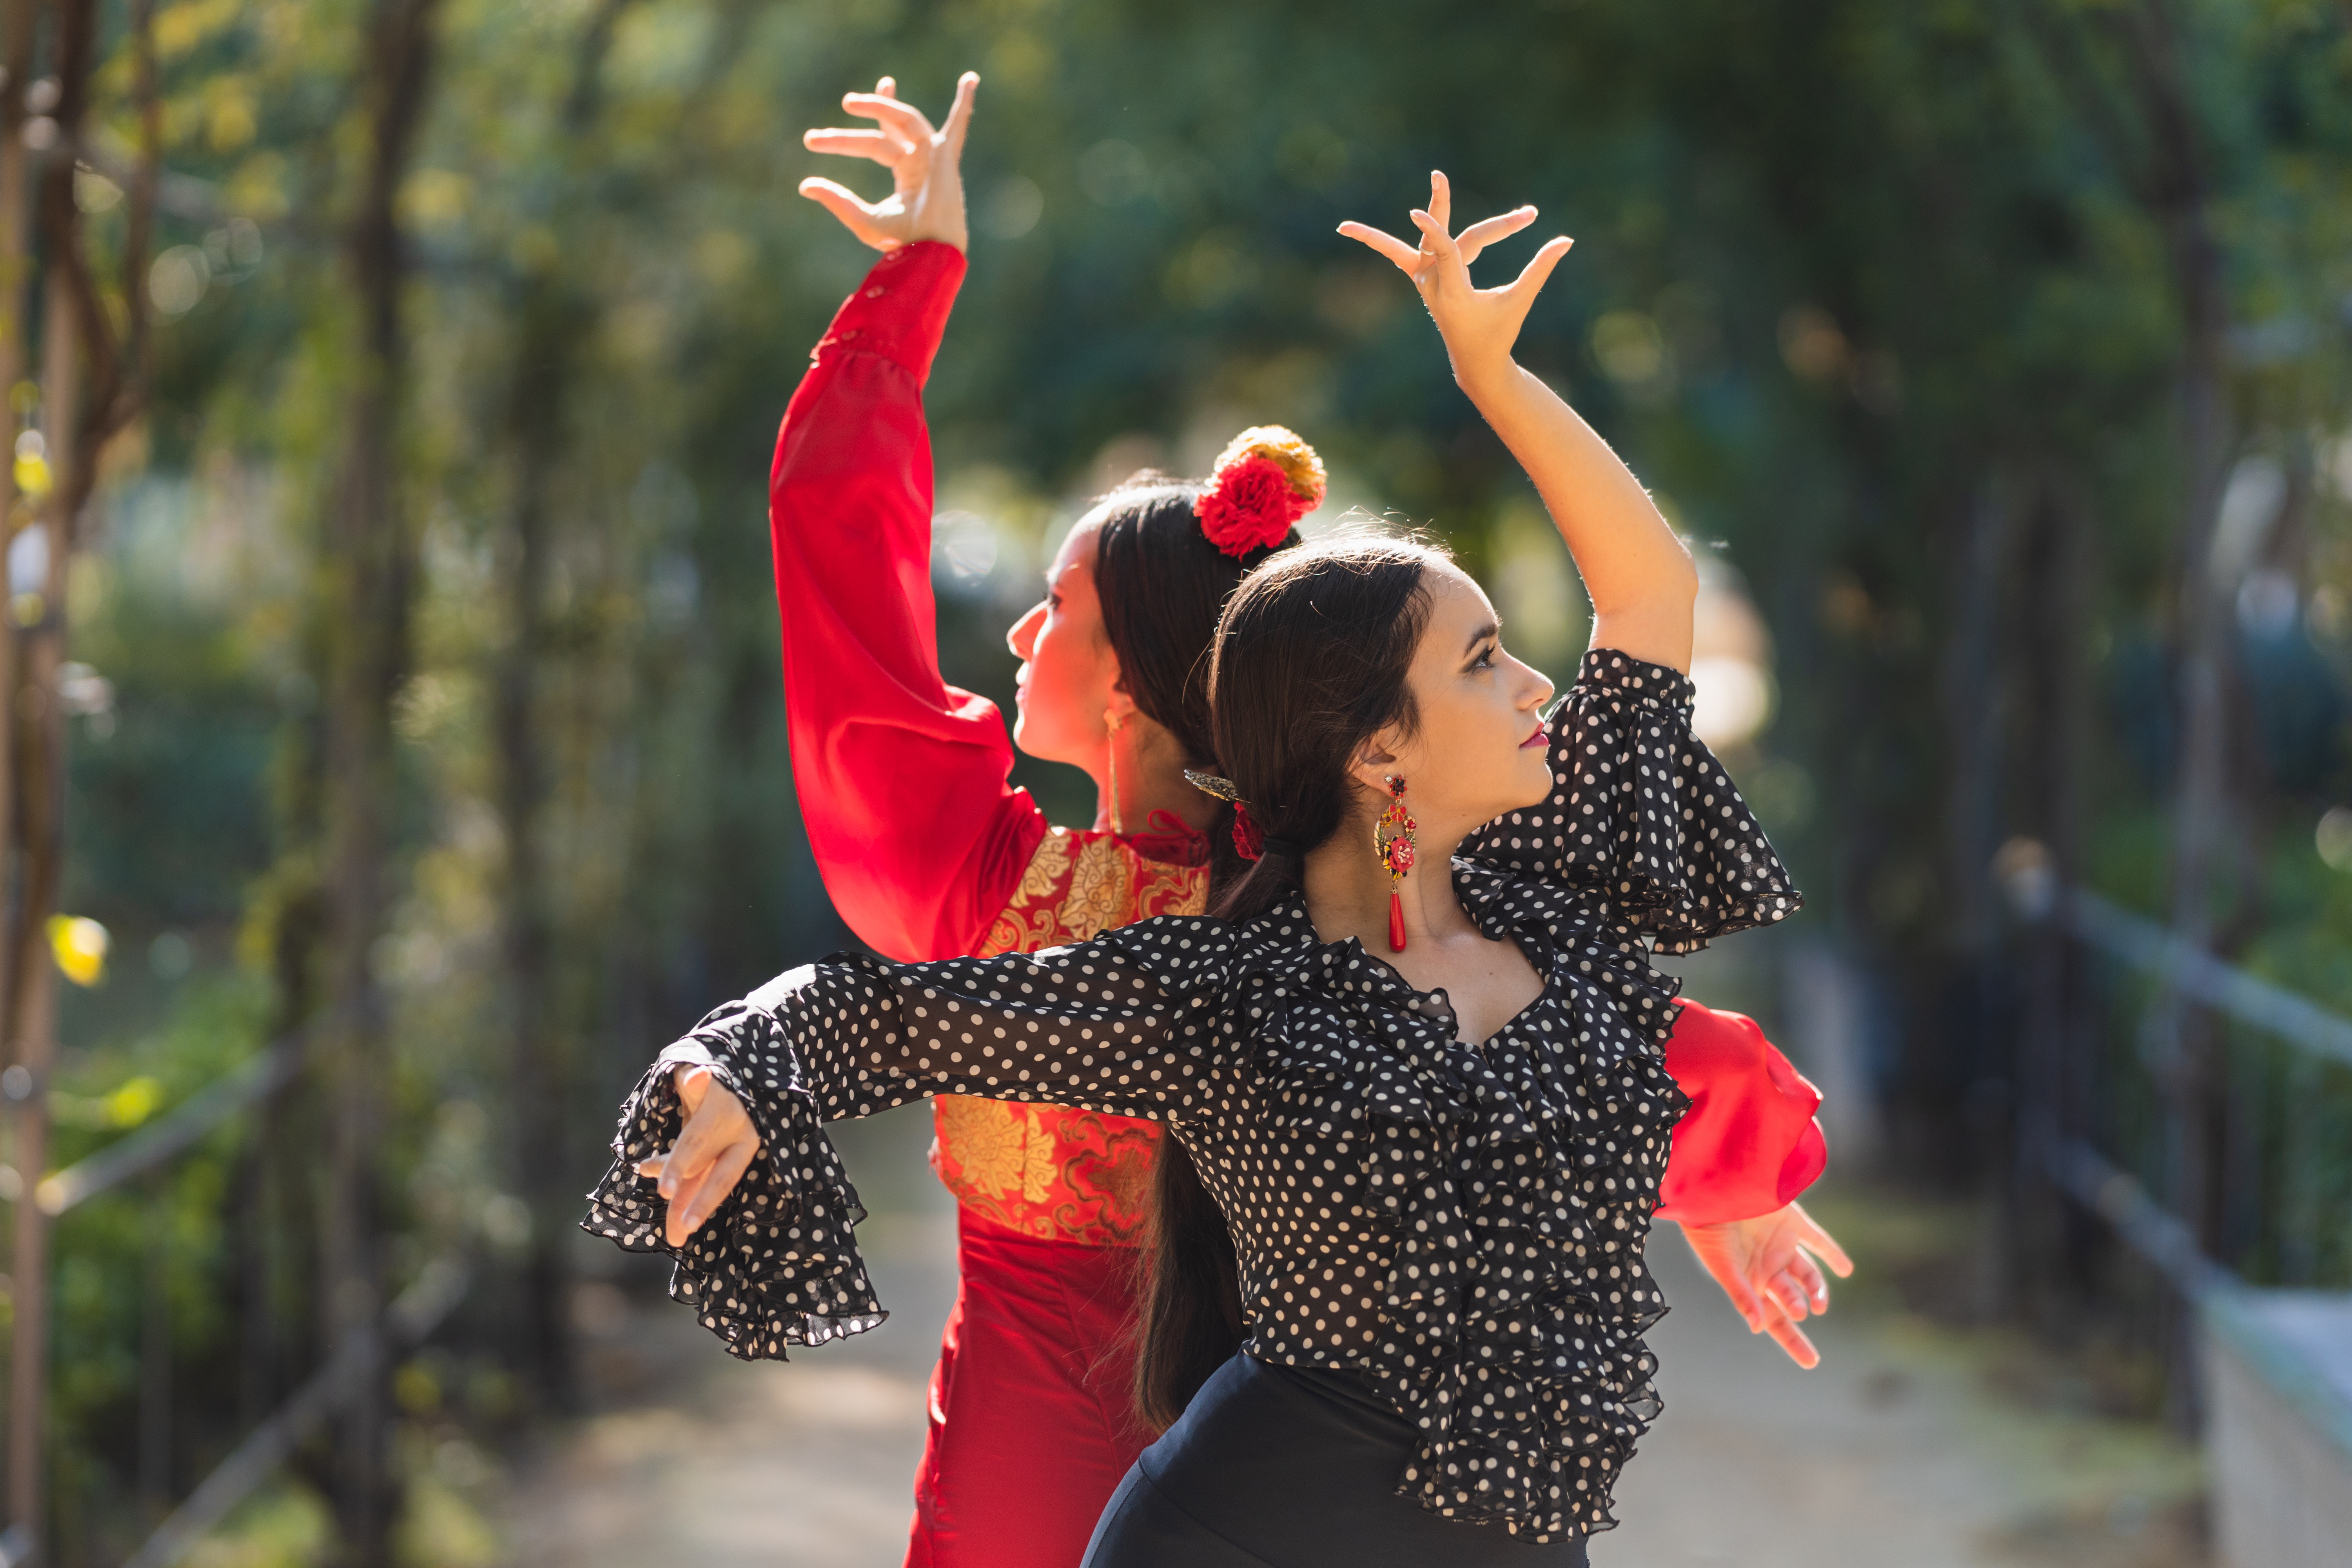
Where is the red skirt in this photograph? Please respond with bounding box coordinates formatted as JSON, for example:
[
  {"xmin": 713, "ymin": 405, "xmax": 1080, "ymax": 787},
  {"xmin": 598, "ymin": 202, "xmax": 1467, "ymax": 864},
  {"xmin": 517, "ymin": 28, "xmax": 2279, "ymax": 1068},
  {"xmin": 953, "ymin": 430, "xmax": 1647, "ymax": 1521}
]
[{"xmin": 904, "ymin": 1209, "xmax": 1156, "ymax": 1568}]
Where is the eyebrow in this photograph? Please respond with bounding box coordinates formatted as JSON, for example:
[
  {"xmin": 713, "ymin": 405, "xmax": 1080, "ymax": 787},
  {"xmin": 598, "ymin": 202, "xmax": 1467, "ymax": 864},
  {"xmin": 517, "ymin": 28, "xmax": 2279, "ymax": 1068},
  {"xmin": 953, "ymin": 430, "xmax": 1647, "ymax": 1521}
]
[{"xmin": 1463, "ymin": 620, "xmax": 1501, "ymax": 657}]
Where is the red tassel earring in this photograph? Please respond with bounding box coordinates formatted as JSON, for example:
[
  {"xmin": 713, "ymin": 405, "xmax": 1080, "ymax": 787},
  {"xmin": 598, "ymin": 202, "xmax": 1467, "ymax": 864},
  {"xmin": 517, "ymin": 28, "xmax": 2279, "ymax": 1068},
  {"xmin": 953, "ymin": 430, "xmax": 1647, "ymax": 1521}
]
[{"xmin": 1374, "ymin": 775, "xmax": 1416, "ymax": 953}]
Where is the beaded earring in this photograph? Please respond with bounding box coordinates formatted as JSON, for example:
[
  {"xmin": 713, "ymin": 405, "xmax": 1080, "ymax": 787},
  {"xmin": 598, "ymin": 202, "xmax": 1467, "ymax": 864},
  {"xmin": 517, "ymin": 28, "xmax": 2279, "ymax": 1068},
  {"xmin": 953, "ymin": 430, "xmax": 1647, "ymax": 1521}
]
[
  {"xmin": 1374, "ymin": 775, "xmax": 1416, "ymax": 952},
  {"xmin": 1104, "ymin": 708, "xmax": 1126, "ymax": 836}
]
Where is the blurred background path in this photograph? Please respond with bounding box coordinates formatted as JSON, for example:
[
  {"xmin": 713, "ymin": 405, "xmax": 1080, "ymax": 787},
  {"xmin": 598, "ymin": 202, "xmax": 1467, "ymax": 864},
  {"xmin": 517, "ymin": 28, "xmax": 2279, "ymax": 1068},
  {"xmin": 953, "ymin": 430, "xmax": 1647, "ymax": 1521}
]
[{"xmin": 496, "ymin": 1107, "xmax": 2203, "ymax": 1568}]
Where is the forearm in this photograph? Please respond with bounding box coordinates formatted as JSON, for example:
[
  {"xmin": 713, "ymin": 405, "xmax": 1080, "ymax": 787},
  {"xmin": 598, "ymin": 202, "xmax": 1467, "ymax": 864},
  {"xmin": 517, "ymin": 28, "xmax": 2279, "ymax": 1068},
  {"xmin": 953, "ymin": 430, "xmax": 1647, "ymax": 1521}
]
[
  {"xmin": 770, "ymin": 243, "xmax": 1045, "ymax": 958},
  {"xmin": 1456, "ymin": 359, "xmax": 1696, "ymax": 673},
  {"xmin": 694, "ymin": 949, "xmax": 1206, "ymax": 1125}
]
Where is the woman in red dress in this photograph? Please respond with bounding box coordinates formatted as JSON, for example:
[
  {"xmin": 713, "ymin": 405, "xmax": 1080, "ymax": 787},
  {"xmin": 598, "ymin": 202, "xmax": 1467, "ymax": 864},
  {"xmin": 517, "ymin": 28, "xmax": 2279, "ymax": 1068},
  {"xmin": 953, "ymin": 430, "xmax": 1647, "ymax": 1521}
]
[{"xmin": 768, "ymin": 71, "xmax": 1847, "ymax": 1568}]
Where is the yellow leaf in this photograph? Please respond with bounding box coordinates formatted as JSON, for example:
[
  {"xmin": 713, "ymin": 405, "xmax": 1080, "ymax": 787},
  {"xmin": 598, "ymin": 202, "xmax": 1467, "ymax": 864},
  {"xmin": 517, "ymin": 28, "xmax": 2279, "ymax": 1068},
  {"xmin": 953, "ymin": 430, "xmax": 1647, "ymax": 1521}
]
[
  {"xmin": 47, "ymin": 915, "xmax": 107, "ymax": 986},
  {"xmin": 13, "ymin": 452, "xmax": 50, "ymax": 499},
  {"xmin": 103, "ymin": 1076, "xmax": 162, "ymax": 1128}
]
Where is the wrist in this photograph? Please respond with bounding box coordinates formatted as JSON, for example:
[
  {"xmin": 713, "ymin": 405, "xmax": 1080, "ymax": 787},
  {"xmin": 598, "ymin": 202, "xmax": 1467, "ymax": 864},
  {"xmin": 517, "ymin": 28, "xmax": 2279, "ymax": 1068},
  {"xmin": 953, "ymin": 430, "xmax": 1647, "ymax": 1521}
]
[
  {"xmin": 900, "ymin": 224, "xmax": 967, "ymax": 254},
  {"xmin": 1451, "ymin": 353, "xmax": 1519, "ymax": 402},
  {"xmin": 907, "ymin": 187, "xmax": 969, "ymax": 254}
]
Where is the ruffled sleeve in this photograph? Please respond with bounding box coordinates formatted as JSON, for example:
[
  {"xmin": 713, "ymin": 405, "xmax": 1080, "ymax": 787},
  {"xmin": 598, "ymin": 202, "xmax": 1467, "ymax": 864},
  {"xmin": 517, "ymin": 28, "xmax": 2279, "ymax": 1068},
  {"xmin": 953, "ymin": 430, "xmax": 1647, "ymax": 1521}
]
[
  {"xmin": 1462, "ymin": 647, "xmax": 1799, "ymax": 953},
  {"xmin": 582, "ymin": 926, "xmax": 1246, "ymax": 1359},
  {"xmin": 580, "ymin": 998, "xmax": 884, "ymax": 1361},
  {"xmin": 1655, "ymin": 999, "xmax": 1827, "ymax": 1224}
]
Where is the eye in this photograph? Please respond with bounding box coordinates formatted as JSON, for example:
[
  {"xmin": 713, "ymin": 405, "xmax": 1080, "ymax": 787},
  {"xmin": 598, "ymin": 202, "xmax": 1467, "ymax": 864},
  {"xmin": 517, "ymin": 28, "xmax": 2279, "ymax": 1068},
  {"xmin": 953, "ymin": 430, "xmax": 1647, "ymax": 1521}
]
[{"xmin": 1468, "ymin": 641, "xmax": 1498, "ymax": 671}]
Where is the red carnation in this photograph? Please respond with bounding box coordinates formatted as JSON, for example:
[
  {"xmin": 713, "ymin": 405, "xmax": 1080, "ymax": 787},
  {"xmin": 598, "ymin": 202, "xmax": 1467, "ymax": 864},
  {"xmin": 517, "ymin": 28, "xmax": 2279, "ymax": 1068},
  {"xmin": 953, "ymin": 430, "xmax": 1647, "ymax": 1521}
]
[{"xmin": 1196, "ymin": 455, "xmax": 1309, "ymax": 559}]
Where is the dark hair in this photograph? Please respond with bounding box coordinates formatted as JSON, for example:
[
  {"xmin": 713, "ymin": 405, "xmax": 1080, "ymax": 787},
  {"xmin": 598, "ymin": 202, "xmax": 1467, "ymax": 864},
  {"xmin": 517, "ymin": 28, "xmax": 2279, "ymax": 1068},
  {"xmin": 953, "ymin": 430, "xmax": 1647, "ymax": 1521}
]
[
  {"xmin": 1088, "ymin": 474, "xmax": 1301, "ymax": 1432},
  {"xmin": 1129, "ymin": 530, "xmax": 1448, "ymax": 1430},
  {"xmin": 1091, "ymin": 473, "xmax": 1299, "ymax": 898}
]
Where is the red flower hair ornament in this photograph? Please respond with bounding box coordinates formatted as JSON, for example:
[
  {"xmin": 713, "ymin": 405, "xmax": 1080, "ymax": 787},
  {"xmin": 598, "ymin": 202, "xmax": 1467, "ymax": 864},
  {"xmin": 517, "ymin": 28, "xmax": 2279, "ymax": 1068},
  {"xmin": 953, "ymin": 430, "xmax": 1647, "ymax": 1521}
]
[{"xmin": 1196, "ymin": 425, "xmax": 1327, "ymax": 559}]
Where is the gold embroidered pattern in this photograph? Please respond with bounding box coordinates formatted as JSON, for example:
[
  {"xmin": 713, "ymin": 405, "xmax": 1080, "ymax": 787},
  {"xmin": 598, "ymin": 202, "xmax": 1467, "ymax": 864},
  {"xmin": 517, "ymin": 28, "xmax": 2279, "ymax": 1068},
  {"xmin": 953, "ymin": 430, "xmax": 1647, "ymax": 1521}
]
[
  {"xmin": 1012, "ymin": 826, "xmax": 1078, "ymax": 904},
  {"xmin": 935, "ymin": 827, "xmax": 1207, "ymax": 1245},
  {"xmin": 935, "ymin": 1094, "xmax": 1024, "ymax": 1196}
]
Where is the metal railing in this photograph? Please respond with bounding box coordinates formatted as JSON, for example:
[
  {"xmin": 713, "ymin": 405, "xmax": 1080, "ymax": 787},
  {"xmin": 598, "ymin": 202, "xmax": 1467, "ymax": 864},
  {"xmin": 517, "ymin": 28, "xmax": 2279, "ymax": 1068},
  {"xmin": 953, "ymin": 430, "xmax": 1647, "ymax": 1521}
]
[
  {"xmin": 5, "ymin": 1018, "xmax": 468, "ymax": 1567},
  {"xmin": 121, "ymin": 1256, "xmax": 468, "ymax": 1568},
  {"xmin": 2066, "ymin": 890, "xmax": 2352, "ymax": 1072},
  {"xmin": 31, "ymin": 1032, "xmax": 307, "ymax": 1217},
  {"xmin": 2025, "ymin": 883, "xmax": 2352, "ymax": 1302}
]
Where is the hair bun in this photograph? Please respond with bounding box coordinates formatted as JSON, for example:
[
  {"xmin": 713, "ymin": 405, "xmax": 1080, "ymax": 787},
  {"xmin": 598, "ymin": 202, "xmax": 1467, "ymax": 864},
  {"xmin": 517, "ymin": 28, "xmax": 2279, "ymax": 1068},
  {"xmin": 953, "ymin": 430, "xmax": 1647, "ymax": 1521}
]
[{"xmin": 1194, "ymin": 425, "xmax": 1325, "ymax": 559}]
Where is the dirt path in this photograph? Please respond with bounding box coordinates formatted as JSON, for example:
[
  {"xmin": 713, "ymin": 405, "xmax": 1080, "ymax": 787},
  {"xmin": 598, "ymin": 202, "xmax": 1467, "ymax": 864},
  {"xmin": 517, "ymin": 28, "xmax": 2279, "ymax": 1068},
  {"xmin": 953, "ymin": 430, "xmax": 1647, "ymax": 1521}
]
[
  {"xmin": 502, "ymin": 1110, "xmax": 958, "ymax": 1568},
  {"xmin": 502, "ymin": 1109, "xmax": 2203, "ymax": 1567},
  {"xmin": 1604, "ymin": 1227, "xmax": 2202, "ymax": 1568}
]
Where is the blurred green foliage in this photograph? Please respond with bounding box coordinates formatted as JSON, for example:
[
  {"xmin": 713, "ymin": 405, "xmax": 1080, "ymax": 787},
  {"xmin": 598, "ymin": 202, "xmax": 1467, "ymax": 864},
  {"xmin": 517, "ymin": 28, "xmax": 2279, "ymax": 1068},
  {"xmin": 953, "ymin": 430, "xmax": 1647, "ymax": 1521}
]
[{"xmin": 20, "ymin": 0, "xmax": 2352, "ymax": 1558}]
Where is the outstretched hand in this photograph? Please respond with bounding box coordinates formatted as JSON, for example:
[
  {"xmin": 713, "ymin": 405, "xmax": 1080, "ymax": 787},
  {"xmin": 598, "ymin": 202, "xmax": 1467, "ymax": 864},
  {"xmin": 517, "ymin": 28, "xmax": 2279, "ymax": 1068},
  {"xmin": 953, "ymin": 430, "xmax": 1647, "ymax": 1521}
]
[
  {"xmin": 1677, "ymin": 1202, "xmax": 1856, "ymax": 1370},
  {"xmin": 1338, "ymin": 171, "xmax": 1573, "ymax": 389},
  {"xmin": 800, "ymin": 71, "xmax": 979, "ymax": 253},
  {"xmin": 636, "ymin": 1065, "xmax": 762, "ymax": 1248}
]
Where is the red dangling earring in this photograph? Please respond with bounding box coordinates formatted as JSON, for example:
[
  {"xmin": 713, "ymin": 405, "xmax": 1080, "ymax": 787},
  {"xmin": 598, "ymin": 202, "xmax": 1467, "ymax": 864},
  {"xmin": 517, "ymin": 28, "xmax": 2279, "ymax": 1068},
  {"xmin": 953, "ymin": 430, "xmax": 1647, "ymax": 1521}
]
[{"xmin": 1374, "ymin": 775, "xmax": 1416, "ymax": 952}]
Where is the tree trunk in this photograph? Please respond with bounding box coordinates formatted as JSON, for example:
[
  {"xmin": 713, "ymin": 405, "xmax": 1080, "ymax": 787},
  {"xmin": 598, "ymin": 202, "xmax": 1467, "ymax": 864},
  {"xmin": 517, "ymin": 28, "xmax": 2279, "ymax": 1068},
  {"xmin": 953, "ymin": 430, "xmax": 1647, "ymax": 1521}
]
[
  {"xmin": 3, "ymin": 266, "xmax": 74, "ymax": 1568},
  {"xmin": 9, "ymin": 0, "xmax": 106, "ymax": 1540},
  {"xmin": 1941, "ymin": 477, "xmax": 2012, "ymax": 960},
  {"xmin": 493, "ymin": 284, "xmax": 574, "ymax": 1409},
  {"xmin": 2111, "ymin": 0, "xmax": 2238, "ymax": 1427},
  {"xmin": 2011, "ymin": 474, "xmax": 2096, "ymax": 1325},
  {"xmin": 495, "ymin": 0, "xmax": 634, "ymax": 1412},
  {"xmin": 0, "ymin": 0, "xmax": 37, "ymax": 1534},
  {"xmin": 2122, "ymin": 0, "xmax": 2235, "ymax": 1256},
  {"xmin": 318, "ymin": 1, "xmax": 439, "ymax": 1560}
]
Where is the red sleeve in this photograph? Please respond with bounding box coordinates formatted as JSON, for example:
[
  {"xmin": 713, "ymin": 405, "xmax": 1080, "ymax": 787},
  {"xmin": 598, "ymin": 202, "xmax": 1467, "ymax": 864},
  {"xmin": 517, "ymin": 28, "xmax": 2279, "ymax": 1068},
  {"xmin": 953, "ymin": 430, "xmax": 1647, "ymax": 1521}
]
[
  {"xmin": 1653, "ymin": 1000, "xmax": 1828, "ymax": 1225},
  {"xmin": 770, "ymin": 241, "xmax": 1047, "ymax": 964}
]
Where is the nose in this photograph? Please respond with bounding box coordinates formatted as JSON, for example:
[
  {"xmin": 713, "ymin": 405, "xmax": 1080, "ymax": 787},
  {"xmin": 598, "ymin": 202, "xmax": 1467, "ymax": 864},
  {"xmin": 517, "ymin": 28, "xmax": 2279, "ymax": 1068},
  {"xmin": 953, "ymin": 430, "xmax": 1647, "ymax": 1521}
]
[
  {"xmin": 1007, "ymin": 602, "xmax": 1045, "ymax": 660},
  {"xmin": 1516, "ymin": 655, "xmax": 1555, "ymax": 712}
]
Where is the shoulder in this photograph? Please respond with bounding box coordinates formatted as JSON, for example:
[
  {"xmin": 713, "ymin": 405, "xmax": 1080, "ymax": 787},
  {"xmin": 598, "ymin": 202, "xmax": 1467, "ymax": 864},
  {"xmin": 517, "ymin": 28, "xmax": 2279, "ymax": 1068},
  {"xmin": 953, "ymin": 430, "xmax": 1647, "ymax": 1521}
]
[
  {"xmin": 977, "ymin": 826, "xmax": 1209, "ymax": 957},
  {"xmin": 1088, "ymin": 897, "xmax": 1323, "ymax": 999}
]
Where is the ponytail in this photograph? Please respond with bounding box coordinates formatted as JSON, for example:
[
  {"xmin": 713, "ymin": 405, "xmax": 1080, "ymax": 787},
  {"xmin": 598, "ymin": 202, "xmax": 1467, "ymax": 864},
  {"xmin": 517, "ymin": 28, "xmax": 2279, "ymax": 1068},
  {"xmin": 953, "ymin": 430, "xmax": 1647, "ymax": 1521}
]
[{"xmin": 1132, "ymin": 1137, "xmax": 1245, "ymax": 1428}]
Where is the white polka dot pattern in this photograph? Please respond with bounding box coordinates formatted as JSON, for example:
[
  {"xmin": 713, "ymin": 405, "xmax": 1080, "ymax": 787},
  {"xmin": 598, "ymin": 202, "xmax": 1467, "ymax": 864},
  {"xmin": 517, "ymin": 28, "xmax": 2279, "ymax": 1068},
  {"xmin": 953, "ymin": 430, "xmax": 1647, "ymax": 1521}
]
[{"xmin": 583, "ymin": 649, "xmax": 1800, "ymax": 1544}]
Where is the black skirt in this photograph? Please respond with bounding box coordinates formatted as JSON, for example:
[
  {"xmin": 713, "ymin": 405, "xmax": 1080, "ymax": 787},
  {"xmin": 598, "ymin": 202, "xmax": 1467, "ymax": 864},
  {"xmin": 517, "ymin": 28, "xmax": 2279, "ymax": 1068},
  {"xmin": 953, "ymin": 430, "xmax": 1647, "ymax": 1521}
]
[{"xmin": 1082, "ymin": 1354, "xmax": 1593, "ymax": 1567}]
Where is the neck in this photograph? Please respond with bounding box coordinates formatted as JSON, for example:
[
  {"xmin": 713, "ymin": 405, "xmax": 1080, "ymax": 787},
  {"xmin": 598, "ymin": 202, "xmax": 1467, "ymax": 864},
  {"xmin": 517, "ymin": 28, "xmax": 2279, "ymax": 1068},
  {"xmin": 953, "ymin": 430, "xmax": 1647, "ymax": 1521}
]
[
  {"xmin": 1300, "ymin": 811, "xmax": 1476, "ymax": 955},
  {"xmin": 1091, "ymin": 715, "xmax": 1218, "ymax": 838}
]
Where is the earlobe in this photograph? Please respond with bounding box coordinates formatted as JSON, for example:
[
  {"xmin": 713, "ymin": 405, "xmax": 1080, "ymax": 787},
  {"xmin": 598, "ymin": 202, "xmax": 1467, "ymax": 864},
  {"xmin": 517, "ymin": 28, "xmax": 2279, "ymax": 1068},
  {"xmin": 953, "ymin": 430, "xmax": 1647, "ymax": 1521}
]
[{"xmin": 1104, "ymin": 666, "xmax": 1137, "ymax": 722}]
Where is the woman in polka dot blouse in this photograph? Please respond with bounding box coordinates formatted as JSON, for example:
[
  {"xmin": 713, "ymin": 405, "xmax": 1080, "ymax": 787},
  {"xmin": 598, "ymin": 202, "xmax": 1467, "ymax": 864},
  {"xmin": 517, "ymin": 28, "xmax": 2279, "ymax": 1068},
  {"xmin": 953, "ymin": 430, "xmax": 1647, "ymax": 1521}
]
[{"xmin": 591, "ymin": 177, "xmax": 1844, "ymax": 1562}]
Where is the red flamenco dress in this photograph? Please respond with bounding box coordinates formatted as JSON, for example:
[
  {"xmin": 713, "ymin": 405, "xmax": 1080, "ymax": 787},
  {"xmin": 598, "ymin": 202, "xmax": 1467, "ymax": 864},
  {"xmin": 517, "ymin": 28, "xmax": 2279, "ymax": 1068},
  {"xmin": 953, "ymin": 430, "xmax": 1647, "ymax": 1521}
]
[{"xmin": 766, "ymin": 240, "xmax": 1829, "ymax": 1568}]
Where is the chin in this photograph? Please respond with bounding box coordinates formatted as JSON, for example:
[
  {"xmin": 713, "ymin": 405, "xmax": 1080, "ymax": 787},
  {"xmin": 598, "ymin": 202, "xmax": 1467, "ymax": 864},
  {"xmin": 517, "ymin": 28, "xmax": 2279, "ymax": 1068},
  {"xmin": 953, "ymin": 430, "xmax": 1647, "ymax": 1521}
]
[
  {"xmin": 1508, "ymin": 750, "xmax": 1555, "ymax": 809},
  {"xmin": 1014, "ymin": 718, "xmax": 1082, "ymax": 768}
]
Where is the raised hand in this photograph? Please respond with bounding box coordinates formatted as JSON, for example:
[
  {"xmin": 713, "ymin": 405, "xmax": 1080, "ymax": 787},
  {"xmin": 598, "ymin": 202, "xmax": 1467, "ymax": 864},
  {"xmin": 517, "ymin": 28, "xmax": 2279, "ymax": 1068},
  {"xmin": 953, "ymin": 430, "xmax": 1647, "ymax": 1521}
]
[
  {"xmin": 800, "ymin": 71, "xmax": 979, "ymax": 253},
  {"xmin": 1677, "ymin": 1202, "xmax": 1856, "ymax": 1370},
  {"xmin": 1339, "ymin": 171, "xmax": 1573, "ymax": 390},
  {"xmin": 636, "ymin": 1065, "xmax": 763, "ymax": 1247},
  {"xmin": 1342, "ymin": 169, "xmax": 1694, "ymax": 670}
]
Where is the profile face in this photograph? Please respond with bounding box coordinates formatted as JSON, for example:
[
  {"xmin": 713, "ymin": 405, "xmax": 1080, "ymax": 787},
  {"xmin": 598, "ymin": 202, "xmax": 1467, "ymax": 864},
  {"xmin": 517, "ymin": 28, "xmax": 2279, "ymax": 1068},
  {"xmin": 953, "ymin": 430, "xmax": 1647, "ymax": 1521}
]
[
  {"xmin": 1375, "ymin": 564, "xmax": 1556, "ymax": 831},
  {"xmin": 1005, "ymin": 508, "xmax": 1121, "ymax": 769}
]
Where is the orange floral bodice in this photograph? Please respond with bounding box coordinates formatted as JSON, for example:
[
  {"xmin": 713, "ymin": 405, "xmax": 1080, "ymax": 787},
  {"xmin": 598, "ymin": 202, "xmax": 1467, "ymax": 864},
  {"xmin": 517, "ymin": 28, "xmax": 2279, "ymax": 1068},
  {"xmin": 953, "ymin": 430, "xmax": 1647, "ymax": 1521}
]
[{"xmin": 929, "ymin": 826, "xmax": 1207, "ymax": 1245}]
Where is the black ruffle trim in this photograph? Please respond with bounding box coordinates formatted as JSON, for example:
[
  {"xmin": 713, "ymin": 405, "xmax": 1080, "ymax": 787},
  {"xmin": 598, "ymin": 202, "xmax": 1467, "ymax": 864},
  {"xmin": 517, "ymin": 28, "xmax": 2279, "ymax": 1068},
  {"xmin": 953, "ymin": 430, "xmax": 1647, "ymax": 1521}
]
[
  {"xmin": 1466, "ymin": 647, "xmax": 1800, "ymax": 955},
  {"xmin": 580, "ymin": 1004, "xmax": 883, "ymax": 1360}
]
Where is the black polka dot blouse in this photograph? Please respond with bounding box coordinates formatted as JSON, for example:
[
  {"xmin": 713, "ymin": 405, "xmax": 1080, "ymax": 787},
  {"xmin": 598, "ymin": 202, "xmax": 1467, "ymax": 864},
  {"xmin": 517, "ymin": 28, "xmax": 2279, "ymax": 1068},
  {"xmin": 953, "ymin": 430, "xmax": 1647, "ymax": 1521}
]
[{"xmin": 585, "ymin": 650, "xmax": 1798, "ymax": 1544}]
